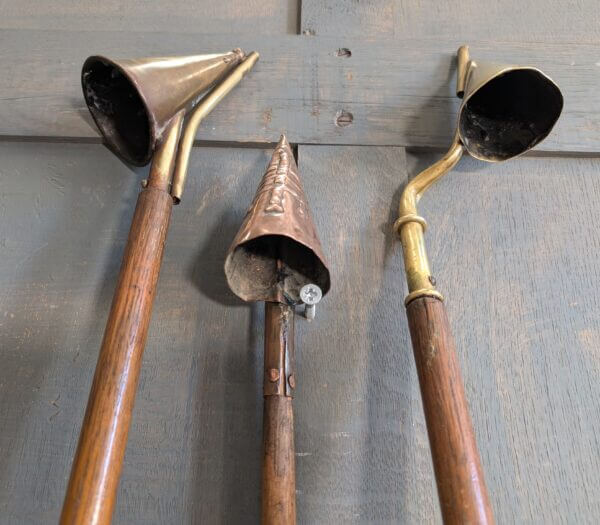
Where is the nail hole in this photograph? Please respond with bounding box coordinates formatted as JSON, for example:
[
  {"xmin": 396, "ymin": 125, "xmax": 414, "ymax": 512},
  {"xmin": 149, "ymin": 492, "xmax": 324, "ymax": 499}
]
[
  {"xmin": 335, "ymin": 110, "xmax": 354, "ymax": 127},
  {"xmin": 336, "ymin": 48, "xmax": 352, "ymax": 58}
]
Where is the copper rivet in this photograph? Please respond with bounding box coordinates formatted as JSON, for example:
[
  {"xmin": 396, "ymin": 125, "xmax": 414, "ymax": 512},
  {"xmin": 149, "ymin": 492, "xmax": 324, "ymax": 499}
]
[
  {"xmin": 268, "ymin": 368, "xmax": 280, "ymax": 382},
  {"xmin": 288, "ymin": 374, "xmax": 296, "ymax": 389}
]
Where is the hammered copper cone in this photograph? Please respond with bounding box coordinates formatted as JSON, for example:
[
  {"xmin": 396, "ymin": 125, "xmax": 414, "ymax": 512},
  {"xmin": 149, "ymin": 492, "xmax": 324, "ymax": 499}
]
[{"xmin": 225, "ymin": 135, "xmax": 330, "ymax": 304}]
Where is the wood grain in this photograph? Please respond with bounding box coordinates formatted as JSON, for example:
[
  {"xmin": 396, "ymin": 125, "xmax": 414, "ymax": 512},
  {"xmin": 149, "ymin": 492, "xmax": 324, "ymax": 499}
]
[
  {"xmin": 262, "ymin": 397, "xmax": 296, "ymax": 525},
  {"xmin": 262, "ymin": 302, "xmax": 296, "ymax": 524},
  {"xmin": 300, "ymin": 0, "xmax": 600, "ymax": 43},
  {"xmin": 61, "ymin": 186, "xmax": 172, "ymax": 524},
  {"xmin": 0, "ymin": 29, "xmax": 598, "ymax": 153},
  {"xmin": 410, "ymin": 151, "xmax": 600, "ymax": 523},
  {"xmin": 0, "ymin": 0, "xmax": 298, "ymax": 34},
  {"xmin": 406, "ymin": 296, "xmax": 493, "ymax": 524},
  {"xmin": 2, "ymin": 142, "xmax": 600, "ymax": 523}
]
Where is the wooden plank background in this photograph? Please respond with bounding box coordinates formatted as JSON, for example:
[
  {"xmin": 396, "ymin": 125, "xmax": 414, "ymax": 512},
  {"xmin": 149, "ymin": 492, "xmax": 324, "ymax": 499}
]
[
  {"xmin": 300, "ymin": 0, "xmax": 600, "ymax": 42},
  {"xmin": 0, "ymin": 30, "xmax": 599, "ymax": 153},
  {"xmin": 1, "ymin": 0, "xmax": 600, "ymax": 523},
  {"xmin": 0, "ymin": 0, "xmax": 299, "ymax": 34}
]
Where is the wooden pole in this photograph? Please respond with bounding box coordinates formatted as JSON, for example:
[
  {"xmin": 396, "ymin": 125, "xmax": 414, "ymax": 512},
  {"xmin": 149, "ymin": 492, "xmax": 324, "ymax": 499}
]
[
  {"xmin": 262, "ymin": 302, "xmax": 296, "ymax": 525},
  {"xmin": 60, "ymin": 186, "xmax": 172, "ymax": 524},
  {"xmin": 406, "ymin": 296, "xmax": 494, "ymax": 524}
]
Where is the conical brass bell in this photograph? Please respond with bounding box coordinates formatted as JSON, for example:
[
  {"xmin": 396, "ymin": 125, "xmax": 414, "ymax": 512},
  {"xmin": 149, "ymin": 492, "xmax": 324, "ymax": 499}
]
[
  {"xmin": 456, "ymin": 46, "xmax": 563, "ymax": 161},
  {"xmin": 81, "ymin": 50, "xmax": 245, "ymax": 165}
]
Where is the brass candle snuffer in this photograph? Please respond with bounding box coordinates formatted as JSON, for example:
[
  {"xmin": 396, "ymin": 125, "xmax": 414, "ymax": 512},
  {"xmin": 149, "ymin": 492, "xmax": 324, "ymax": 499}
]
[
  {"xmin": 224, "ymin": 135, "xmax": 331, "ymax": 525},
  {"xmin": 394, "ymin": 46, "xmax": 563, "ymax": 524},
  {"xmin": 61, "ymin": 49, "xmax": 258, "ymax": 524}
]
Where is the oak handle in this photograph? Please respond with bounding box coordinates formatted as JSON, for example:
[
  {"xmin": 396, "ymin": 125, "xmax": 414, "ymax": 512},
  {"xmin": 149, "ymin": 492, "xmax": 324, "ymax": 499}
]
[
  {"xmin": 262, "ymin": 396, "xmax": 296, "ymax": 525},
  {"xmin": 406, "ymin": 296, "xmax": 494, "ymax": 525},
  {"xmin": 61, "ymin": 187, "xmax": 172, "ymax": 525},
  {"xmin": 262, "ymin": 302, "xmax": 296, "ymax": 525}
]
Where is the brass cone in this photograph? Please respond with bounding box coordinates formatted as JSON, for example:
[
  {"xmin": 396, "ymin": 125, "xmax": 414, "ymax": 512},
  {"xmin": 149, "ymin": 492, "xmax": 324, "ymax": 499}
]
[
  {"xmin": 457, "ymin": 58, "xmax": 563, "ymax": 162},
  {"xmin": 81, "ymin": 49, "xmax": 245, "ymax": 165},
  {"xmin": 224, "ymin": 135, "xmax": 330, "ymax": 304}
]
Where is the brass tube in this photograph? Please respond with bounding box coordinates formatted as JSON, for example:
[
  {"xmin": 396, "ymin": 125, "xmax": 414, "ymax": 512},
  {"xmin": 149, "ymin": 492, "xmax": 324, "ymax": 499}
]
[
  {"xmin": 146, "ymin": 110, "xmax": 185, "ymax": 192},
  {"xmin": 456, "ymin": 46, "xmax": 471, "ymax": 98},
  {"xmin": 395, "ymin": 138, "xmax": 463, "ymax": 304},
  {"xmin": 171, "ymin": 51, "xmax": 260, "ymax": 203}
]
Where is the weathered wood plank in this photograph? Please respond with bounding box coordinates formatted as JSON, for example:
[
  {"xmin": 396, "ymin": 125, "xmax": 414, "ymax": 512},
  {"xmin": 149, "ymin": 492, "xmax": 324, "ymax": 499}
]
[
  {"xmin": 295, "ymin": 145, "xmax": 438, "ymax": 523},
  {"xmin": 409, "ymin": 151, "xmax": 600, "ymax": 523},
  {"xmin": 0, "ymin": 29, "xmax": 598, "ymax": 153},
  {"xmin": 0, "ymin": 142, "xmax": 438, "ymax": 523},
  {"xmin": 301, "ymin": 0, "xmax": 600, "ymax": 43},
  {"xmin": 0, "ymin": 0, "xmax": 298, "ymax": 34}
]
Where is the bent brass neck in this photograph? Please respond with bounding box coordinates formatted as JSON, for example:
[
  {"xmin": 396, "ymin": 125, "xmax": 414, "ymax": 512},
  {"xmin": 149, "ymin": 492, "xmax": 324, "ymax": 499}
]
[
  {"xmin": 146, "ymin": 51, "xmax": 259, "ymax": 201},
  {"xmin": 395, "ymin": 45, "xmax": 562, "ymax": 306},
  {"xmin": 394, "ymin": 138, "xmax": 463, "ymax": 304}
]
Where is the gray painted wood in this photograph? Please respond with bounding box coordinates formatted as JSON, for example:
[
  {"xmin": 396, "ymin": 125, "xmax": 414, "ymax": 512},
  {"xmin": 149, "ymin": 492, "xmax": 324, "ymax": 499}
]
[
  {"xmin": 295, "ymin": 145, "xmax": 438, "ymax": 524},
  {"xmin": 408, "ymin": 151, "xmax": 600, "ymax": 524},
  {"xmin": 301, "ymin": 0, "xmax": 600, "ymax": 43},
  {"xmin": 0, "ymin": 142, "xmax": 439, "ymax": 523},
  {"xmin": 1, "ymin": 142, "xmax": 600, "ymax": 523},
  {"xmin": 0, "ymin": 29, "xmax": 598, "ymax": 153},
  {"xmin": 0, "ymin": 0, "xmax": 298, "ymax": 34}
]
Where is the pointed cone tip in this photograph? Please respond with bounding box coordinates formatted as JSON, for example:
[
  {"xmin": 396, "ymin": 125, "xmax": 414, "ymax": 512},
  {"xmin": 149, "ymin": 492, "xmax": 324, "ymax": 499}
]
[
  {"xmin": 277, "ymin": 134, "xmax": 290, "ymax": 148},
  {"xmin": 224, "ymin": 139, "xmax": 330, "ymax": 303}
]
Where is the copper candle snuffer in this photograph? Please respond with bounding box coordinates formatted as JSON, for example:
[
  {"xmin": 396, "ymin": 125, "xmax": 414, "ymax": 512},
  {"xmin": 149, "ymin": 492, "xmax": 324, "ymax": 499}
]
[
  {"xmin": 61, "ymin": 49, "xmax": 258, "ymax": 524},
  {"xmin": 225, "ymin": 135, "xmax": 330, "ymax": 525},
  {"xmin": 394, "ymin": 46, "xmax": 563, "ymax": 524}
]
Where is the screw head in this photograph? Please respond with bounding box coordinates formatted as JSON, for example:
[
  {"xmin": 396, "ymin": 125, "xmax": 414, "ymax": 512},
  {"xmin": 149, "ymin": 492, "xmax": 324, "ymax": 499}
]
[
  {"xmin": 288, "ymin": 374, "xmax": 296, "ymax": 389},
  {"xmin": 267, "ymin": 368, "xmax": 280, "ymax": 382},
  {"xmin": 300, "ymin": 284, "xmax": 322, "ymax": 305}
]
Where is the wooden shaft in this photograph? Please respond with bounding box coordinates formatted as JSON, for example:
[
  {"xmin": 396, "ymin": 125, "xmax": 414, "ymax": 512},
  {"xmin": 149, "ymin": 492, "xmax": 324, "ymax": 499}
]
[
  {"xmin": 262, "ymin": 302, "xmax": 296, "ymax": 525},
  {"xmin": 406, "ymin": 296, "xmax": 494, "ymax": 525},
  {"xmin": 61, "ymin": 187, "xmax": 173, "ymax": 525}
]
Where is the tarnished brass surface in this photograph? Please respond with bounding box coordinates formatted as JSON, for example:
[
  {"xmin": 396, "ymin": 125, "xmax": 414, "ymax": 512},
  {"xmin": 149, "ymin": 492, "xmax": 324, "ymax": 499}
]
[
  {"xmin": 81, "ymin": 49, "xmax": 245, "ymax": 166},
  {"xmin": 171, "ymin": 51, "xmax": 260, "ymax": 203},
  {"xmin": 396, "ymin": 46, "xmax": 563, "ymax": 305},
  {"xmin": 81, "ymin": 49, "xmax": 259, "ymax": 205},
  {"xmin": 225, "ymin": 135, "xmax": 330, "ymax": 304},
  {"xmin": 457, "ymin": 46, "xmax": 563, "ymax": 162},
  {"xmin": 146, "ymin": 111, "xmax": 185, "ymax": 192}
]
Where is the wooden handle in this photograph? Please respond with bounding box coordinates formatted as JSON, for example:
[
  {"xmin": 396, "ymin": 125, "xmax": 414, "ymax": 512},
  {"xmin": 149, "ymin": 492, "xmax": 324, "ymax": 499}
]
[
  {"xmin": 262, "ymin": 302, "xmax": 296, "ymax": 525},
  {"xmin": 262, "ymin": 396, "xmax": 296, "ymax": 524},
  {"xmin": 61, "ymin": 187, "xmax": 173, "ymax": 525},
  {"xmin": 406, "ymin": 296, "xmax": 494, "ymax": 525}
]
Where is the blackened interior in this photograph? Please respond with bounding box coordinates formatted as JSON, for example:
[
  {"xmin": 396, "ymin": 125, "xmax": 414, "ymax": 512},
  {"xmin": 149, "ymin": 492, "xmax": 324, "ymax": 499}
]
[
  {"xmin": 459, "ymin": 69, "xmax": 563, "ymax": 161},
  {"xmin": 82, "ymin": 58, "xmax": 151, "ymax": 165},
  {"xmin": 225, "ymin": 235, "xmax": 330, "ymax": 303}
]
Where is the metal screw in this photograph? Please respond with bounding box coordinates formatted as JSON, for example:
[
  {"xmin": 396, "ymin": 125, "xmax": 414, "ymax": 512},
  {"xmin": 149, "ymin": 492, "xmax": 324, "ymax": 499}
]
[
  {"xmin": 141, "ymin": 179, "xmax": 148, "ymax": 188},
  {"xmin": 268, "ymin": 368, "xmax": 280, "ymax": 382},
  {"xmin": 300, "ymin": 284, "xmax": 322, "ymax": 321},
  {"xmin": 288, "ymin": 374, "xmax": 296, "ymax": 389}
]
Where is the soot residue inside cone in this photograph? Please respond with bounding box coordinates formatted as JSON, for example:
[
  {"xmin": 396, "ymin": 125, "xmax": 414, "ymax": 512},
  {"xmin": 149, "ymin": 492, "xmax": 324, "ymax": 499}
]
[
  {"xmin": 460, "ymin": 69, "xmax": 563, "ymax": 161},
  {"xmin": 226, "ymin": 235, "xmax": 330, "ymax": 304},
  {"xmin": 82, "ymin": 59, "xmax": 151, "ymax": 165}
]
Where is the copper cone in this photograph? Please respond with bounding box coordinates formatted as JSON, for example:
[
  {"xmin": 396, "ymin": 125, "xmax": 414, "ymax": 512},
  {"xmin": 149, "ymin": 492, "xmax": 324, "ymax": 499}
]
[
  {"xmin": 225, "ymin": 135, "xmax": 330, "ymax": 304},
  {"xmin": 81, "ymin": 49, "xmax": 245, "ymax": 165}
]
